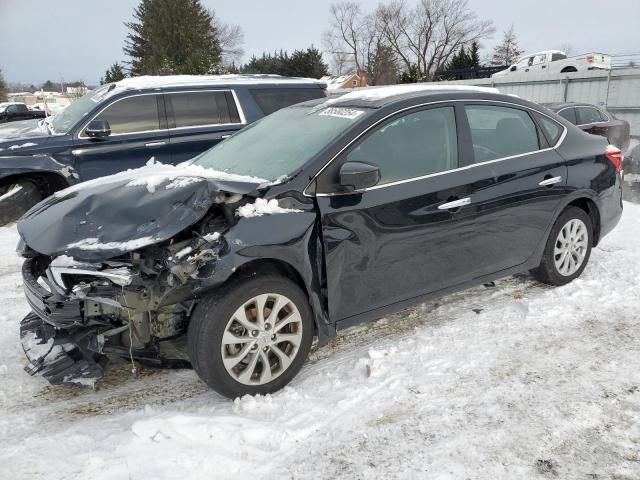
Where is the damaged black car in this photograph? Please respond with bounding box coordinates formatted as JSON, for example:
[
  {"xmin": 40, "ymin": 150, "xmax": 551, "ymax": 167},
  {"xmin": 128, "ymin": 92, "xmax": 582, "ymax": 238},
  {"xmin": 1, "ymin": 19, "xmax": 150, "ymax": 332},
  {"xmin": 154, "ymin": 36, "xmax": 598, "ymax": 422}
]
[{"xmin": 17, "ymin": 86, "xmax": 623, "ymax": 398}]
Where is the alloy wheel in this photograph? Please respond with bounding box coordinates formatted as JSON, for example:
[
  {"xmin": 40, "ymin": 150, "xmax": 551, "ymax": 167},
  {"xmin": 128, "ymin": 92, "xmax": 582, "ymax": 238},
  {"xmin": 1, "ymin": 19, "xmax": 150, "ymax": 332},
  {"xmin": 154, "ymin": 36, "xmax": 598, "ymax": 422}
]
[
  {"xmin": 220, "ymin": 293, "xmax": 303, "ymax": 385},
  {"xmin": 553, "ymin": 218, "xmax": 588, "ymax": 276}
]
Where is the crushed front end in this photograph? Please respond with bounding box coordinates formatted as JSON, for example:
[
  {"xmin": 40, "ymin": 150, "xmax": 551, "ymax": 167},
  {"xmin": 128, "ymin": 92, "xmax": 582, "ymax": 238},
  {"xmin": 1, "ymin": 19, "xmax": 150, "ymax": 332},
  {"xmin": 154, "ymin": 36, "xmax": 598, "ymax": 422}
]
[{"xmin": 19, "ymin": 226, "xmax": 229, "ymax": 386}]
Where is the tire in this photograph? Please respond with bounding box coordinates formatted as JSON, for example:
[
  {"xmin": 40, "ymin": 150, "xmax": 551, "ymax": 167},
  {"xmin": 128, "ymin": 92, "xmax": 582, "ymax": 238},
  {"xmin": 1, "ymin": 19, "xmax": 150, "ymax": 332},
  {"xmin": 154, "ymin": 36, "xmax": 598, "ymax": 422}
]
[
  {"xmin": 0, "ymin": 179, "xmax": 42, "ymax": 226},
  {"xmin": 531, "ymin": 206, "xmax": 593, "ymax": 286},
  {"xmin": 187, "ymin": 274, "xmax": 314, "ymax": 399}
]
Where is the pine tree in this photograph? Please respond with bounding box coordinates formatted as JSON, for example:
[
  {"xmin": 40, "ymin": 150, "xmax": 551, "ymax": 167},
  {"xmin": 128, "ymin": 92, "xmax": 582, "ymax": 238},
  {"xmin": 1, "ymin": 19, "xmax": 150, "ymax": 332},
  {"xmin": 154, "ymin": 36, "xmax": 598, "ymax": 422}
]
[
  {"xmin": 397, "ymin": 64, "xmax": 420, "ymax": 84},
  {"xmin": 491, "ymin": 26, "xmax": 524, "ymax": 66},
  {"xmin": 101, "ymin": 63, "xmax": 127, "ymax": 85},
  {"xmin": 124, "ymin": 0, "xmax": 221, "ymax": 75},
  {"xmin": 241, "ymin": 47, "xmax": 329, "ymax": 79},
  {"xmin": 0, "ymin": 69, "xmax": 7, "ymax": 101},
  {"xmin": 469, "ymin": 41, "xmax": 481, "ymax": 67}
]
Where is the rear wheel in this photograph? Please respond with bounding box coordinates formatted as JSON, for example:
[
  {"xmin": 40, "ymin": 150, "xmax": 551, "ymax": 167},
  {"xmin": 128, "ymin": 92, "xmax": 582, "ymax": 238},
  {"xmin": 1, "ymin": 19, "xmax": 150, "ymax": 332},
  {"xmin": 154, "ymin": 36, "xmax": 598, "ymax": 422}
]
[
  {"xmin": 531, "ymin": 206, "xmax": 593, "ymax": 285},
  {"xmin": 0, "ymin": 179, "xmax": 42, "ymax": 226},
  {"xmin": 187, "ymin": 275, "xmax": 314, "ymax": 399}
]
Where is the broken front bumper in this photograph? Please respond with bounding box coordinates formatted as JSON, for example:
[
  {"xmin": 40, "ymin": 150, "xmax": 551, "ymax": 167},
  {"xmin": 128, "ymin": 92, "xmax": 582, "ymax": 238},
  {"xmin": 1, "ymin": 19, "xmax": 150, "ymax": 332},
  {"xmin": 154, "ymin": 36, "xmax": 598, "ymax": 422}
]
[{"xmin": 20, "ymin": 258, "xmax": 106, "ymax": 384}]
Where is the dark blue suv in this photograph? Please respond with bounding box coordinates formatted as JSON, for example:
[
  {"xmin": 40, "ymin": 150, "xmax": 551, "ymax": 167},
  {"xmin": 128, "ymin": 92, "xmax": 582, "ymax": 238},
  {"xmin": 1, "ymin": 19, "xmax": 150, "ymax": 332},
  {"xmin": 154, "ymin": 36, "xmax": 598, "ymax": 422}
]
[{"xmin": 0, "ymin": 75, "xmax": 326, "ymax": 224}]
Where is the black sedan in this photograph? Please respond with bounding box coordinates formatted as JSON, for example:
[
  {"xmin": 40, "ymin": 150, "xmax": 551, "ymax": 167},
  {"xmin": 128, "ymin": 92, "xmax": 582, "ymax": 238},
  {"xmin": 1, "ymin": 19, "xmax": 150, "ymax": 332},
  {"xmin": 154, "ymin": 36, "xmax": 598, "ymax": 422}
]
[
  {"xmin": 17, "ymin": 86, "xmax": 623, "ymax": 398},
  {"xmin": 542, "ymin": 102, "xmax": 630, "ymax": 151}
]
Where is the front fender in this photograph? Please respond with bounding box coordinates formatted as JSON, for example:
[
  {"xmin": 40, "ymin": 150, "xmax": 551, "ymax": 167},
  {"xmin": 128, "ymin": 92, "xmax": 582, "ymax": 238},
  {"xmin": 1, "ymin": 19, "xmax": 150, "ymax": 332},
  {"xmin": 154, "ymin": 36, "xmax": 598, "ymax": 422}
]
[
  {"xmin": 0, "ymin": 154, "xmax": 78, "ymax": 185},
  {"xmin": 196, "ymin": 206, "xmax": 334, "ymax": 342}
]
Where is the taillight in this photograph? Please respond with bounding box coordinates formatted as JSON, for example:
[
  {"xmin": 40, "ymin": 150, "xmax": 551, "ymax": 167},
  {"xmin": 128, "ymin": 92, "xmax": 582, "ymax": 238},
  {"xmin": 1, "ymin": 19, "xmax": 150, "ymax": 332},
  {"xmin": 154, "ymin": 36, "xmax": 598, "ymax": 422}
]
[
  {"xmin": 604, "ymin": 145, "xmax": 623, "ymax": 173},
  {"xmin": 587, "ymin": 55, "xmax": 594, "ymax": 63}
]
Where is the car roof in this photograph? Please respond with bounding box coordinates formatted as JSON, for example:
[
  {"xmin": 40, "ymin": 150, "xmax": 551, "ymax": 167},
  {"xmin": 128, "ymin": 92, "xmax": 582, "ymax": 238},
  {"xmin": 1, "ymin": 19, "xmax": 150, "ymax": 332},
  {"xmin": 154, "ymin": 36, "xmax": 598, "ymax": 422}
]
[
  {"xmin": 541, "ymin": 102, "xmax": 604, "ymax": 111},
  {"xmin": 316, "ymin": 84, "xmax": 515, "ymax": 109},
  {"xmin": 111, "ymin": 74, "xmax": 325, "ymax": 90}
]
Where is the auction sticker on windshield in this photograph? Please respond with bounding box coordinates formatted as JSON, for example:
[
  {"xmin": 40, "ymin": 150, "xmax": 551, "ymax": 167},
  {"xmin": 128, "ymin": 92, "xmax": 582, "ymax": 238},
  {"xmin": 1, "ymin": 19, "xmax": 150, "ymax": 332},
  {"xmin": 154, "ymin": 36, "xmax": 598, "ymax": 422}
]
[{"xmin": 319, "ymin": 107, "xmax": 365, "ymax": 120}]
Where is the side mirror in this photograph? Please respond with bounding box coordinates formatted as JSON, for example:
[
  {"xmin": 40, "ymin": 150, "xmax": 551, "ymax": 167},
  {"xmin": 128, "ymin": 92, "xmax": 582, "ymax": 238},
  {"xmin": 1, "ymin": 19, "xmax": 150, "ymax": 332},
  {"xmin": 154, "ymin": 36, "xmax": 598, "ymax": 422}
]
[
  {"xmin": 339, "ymin": 161, "xmax": 380, "ymax": 191},
  {"xmin": 85, "ymin": 119, "xmax": 111, "ymax": 139},
  {"xmin": 510, "ymin": 65, "xmax": 517, "ymax": 72}
]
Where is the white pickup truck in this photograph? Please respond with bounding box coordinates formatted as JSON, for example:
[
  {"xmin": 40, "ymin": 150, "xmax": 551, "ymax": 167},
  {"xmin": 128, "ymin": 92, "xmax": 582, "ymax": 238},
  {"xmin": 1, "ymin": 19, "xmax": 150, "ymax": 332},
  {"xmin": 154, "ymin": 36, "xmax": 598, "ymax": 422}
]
[{"xmin": 492, "ymin": 50, "xmax": 611, "ymax": 78}]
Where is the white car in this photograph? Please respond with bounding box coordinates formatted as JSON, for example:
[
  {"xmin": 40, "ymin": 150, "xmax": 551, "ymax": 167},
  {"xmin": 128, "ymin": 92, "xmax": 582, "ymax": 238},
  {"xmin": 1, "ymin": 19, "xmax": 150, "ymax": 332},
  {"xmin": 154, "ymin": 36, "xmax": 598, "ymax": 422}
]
[{"xmin": 492, "ymin": 50, "xmax": 611, "ymax": 78}]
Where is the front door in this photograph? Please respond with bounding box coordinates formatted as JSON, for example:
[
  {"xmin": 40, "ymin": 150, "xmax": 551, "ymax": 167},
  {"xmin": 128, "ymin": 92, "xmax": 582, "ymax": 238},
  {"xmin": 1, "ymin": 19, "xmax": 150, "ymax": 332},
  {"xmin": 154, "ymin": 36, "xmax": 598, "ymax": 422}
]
[
  {"xmin": 72, "ymin": 93, "xmax": 171, "ymax": 180},
  {"xmin": 316, "ymin": 105, "xmax": 487, "ymax": 322}
]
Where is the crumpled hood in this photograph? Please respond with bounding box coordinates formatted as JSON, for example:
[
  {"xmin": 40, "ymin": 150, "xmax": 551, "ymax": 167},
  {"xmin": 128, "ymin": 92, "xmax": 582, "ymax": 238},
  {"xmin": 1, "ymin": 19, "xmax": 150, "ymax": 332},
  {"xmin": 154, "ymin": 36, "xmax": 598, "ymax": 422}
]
[
  {"xmin": 17, "ymin": 163, "xmax": 265, "ymax": 262},
  {"xmin": 0, "ymin": 119, "xmax": 51, "ymax": 146}
]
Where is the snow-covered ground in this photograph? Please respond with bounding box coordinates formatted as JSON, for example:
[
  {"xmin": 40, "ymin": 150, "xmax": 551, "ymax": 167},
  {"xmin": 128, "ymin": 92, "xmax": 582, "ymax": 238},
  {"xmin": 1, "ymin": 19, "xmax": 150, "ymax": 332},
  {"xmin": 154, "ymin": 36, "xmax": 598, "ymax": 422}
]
[{"xmin": 2, "ymin": 204, "xmax": 640, "ymax": 479}]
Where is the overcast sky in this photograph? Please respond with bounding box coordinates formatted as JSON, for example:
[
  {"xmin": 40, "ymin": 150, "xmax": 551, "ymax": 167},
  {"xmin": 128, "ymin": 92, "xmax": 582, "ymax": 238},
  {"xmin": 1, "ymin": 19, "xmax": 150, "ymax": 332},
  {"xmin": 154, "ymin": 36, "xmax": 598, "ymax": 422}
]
[{"xmin": 1, "ymin": 0, "xmax": 638, "ymax": 85}]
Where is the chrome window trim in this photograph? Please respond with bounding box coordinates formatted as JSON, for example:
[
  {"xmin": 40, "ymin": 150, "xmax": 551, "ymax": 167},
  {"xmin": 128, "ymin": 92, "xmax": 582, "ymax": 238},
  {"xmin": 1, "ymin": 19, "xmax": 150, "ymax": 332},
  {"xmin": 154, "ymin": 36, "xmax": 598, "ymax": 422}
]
[
  {"xmin": 306, "ymin": 98, "xmax": 567, "ymax": 197},
  {"xmin": 77, "ymin": 89, "xmax": 245, "ymax": 139},
  {"xmin": 557, "ymin": 105, "xmax": 609, "ymax": 127}
]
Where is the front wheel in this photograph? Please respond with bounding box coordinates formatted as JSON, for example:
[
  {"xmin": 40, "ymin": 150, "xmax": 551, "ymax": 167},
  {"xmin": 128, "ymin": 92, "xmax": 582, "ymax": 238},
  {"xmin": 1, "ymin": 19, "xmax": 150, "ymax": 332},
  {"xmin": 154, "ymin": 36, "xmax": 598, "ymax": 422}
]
[
  {"xmin": 531, "ymin": 206, "xmax": 593, "ymax": 286},
  {"xmin": 187, "ymin": 275, "xmax": 314, "ymax": 399},
  {"xmin": 0, "ymin": 179, "xmax": 42, "ymax": 226}
]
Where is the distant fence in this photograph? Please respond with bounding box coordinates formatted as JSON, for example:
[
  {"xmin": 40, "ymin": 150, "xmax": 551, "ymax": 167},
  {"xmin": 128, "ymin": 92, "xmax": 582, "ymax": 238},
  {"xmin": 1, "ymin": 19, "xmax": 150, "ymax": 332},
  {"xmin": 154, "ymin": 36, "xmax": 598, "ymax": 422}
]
[{"xmin": 430, "ymin": 68, "xmax": 640, "ymax": 136}]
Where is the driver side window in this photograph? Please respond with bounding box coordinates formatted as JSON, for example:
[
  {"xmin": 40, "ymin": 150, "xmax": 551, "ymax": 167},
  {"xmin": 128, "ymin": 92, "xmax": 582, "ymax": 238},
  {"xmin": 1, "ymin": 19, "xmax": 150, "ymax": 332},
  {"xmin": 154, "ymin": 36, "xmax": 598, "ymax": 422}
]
[
  {"xmin": 345, "ymin": 106, "xmax": 458, "ymax": 185},
  {"xmin": 89, "ymin": 95, "xmax": 160, "ymax": 135}
]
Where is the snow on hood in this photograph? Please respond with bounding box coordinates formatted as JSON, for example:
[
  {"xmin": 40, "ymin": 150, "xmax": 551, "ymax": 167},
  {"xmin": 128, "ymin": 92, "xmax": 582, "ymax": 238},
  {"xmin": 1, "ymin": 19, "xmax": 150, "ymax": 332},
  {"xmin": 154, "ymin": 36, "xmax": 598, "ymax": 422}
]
[
  {"xmin": 17, "ymin": 161, "xmax": 265, "ymax": 262},
  {"xmin": 0, "ymin": 118, "xmax": 50, "ymax": 144}
]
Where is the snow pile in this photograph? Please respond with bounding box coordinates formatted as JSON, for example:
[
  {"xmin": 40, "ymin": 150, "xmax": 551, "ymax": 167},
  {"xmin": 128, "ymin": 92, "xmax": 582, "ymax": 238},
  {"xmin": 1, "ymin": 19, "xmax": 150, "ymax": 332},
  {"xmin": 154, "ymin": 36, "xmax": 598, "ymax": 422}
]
[
  {"xmin": 2, "ymin": 204, "xmax": 640, "ymax": 478},
  {"xmin": 202, "ymin": 232, "xmax": 220, "ymax": 242},
  {"xmin": 236, "ymin": 198, "xmax": 303, "ymax": 218},
  {"xmin": 66, "ymin": 236, "xmax": 156, "ymax": 252}
]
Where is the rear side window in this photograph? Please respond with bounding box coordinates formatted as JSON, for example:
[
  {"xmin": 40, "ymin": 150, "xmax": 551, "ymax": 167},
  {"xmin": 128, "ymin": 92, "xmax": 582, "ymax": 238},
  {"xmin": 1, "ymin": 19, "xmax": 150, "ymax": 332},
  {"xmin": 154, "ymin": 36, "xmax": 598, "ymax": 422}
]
[
  {"xmin": 93, "ymin": 95, "xmax": 160, "ymax": 135},
  {"xmin": 250, "ymin": 88, "xmax": 325, "ymax": 115},
  {"xmin": 168, "ymin": 91, "xmax": 240, "ymax": 128},
  {"xmin": 534, "ymin": 113, "xmax": 563, "ymax": 145},
  {"xmin": 464, "ymin": 105, "xmax": 539, "ymax": 162},
  {"xmin": 576, "ymin": 107, "xmax": 604, "ymax": 125},
  {"xmin": 346, "ymin": 106, "xmax": 458, "ymax": 184},
  {"xmin": 558, "ymin": 108, "xmax": 577, "ymax": 124}
]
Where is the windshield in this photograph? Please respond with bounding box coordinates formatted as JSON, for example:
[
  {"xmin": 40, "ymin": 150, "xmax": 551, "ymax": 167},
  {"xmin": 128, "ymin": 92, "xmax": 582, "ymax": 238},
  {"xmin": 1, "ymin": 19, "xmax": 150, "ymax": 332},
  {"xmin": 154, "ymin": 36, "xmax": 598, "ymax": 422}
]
[
  {"xmin": 0, "ymin": 103, "xmax": 14, "ymax": 113},
  {"xmin": 50, "ymin": 84, "xmax": 111, "ymax": 134},
  {"xmin": 192, "ymin": 103, "xmax": 370, "ymax": 181}
]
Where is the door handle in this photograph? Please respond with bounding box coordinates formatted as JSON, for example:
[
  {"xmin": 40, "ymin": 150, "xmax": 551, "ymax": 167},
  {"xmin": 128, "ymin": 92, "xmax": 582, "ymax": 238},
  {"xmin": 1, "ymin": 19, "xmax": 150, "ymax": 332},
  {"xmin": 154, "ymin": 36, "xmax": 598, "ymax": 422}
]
[
  {"xmin": 145, "ymin": 141, "xmax": 166, "ymax": 148},
  {"xmin": 438, "ymin": 197, "xmax": 471, "ymax": 210},
  {"xmin": 539, "ymin": 176, "xmax": 562, "ymax": 187}
]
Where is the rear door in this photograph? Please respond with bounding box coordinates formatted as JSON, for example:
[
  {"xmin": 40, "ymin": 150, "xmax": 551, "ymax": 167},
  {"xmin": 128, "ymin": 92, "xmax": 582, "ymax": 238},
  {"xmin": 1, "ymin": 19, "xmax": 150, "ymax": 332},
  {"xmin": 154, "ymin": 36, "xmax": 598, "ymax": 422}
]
[
  {"xmin": 316, "ymin": 104, "xmax": 489, "ymax": 322},
  {"xmin": 165, "ymin": 90, "xmax": 244, "ymax": 164},
  {"xmin": 456, "ymin": 103, "xmax": 568, "ymax": 275},
  {"xmin": 72, "ymin": 93, "xmax": 171, "ymax": 180}
]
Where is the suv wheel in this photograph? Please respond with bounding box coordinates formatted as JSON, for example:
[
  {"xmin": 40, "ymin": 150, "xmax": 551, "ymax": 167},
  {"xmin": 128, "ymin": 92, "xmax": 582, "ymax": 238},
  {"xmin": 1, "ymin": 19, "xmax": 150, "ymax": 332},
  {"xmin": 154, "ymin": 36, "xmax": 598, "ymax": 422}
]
[
  {"xmin": 187, "ymin": 275, "xmax": 314, "ymax": 398},
  {"xmin": 0, "ymin": 179, "xmax": 42, "ymax": 225},
  {"xmin": 531, "ymin": 206, "xmax": 593, "ymax": 286}
]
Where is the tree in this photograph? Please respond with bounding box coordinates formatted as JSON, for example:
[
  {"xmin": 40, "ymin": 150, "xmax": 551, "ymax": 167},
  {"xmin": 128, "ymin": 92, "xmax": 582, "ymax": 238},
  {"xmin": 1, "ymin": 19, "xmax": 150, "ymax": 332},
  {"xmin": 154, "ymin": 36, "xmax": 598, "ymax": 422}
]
[
  {"xmin": 468, "ymin": 41, "xmax": 480, "ymax": 67},
  {"xmin": 41, "ymin": 80, "xmax": 58, "ymax": 92},
  {"xmin": 241, "ymin": 47, "xmax": 329, "ymax": 79},
  {"xmin": 209, "ymin": 10, "xmax": 245, "ymax": 69},
  {"xmin": 491, "ymin": 25, "xmax": 523, "ymax": 66},
  {"xmin": 0, "ymin": 69, "xmax": 7, "ymax": 102},
  {"xmin": 325, "ymin": 0, "xmax": 495, "ymax": 83},
  {"xmin": 101, "ymin": 63, "xmax": 127, "ymax": 84},
  {"xmin": 124, "ymin": 0, "xmax": 221, "ymax": 75}
]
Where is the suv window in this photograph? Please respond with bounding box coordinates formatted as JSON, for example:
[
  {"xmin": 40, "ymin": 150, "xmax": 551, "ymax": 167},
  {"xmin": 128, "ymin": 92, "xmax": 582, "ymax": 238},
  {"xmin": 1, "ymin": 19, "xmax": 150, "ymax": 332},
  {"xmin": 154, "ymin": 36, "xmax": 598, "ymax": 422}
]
[
  {"xmin": 465, "ymin": 105, "xmax": 539, "ymax": 162},
  {"xmin": 558, "ymin": 107, "xmax": 577, "ymax": 125},
  {"xmin": 250, "ymin": 88, "xmax": 325, "ymax": 115},
  {"xmin": 534, "ymin": 113, "xmax": 563, "ymax": 145},
  {"xmin": 93, "ymin": 95, "xmax": 160, "ymax": 135},
  {"xmin": 168, "ymin": 91, "xmax": 240, "ymax": 128},
  {"xmin": 576, "ymin": 107, "xmax": 604, "ymax": 125},
  {"xmin": 345, "ymin": 106, "xmax": 458, "ymax": 185}
]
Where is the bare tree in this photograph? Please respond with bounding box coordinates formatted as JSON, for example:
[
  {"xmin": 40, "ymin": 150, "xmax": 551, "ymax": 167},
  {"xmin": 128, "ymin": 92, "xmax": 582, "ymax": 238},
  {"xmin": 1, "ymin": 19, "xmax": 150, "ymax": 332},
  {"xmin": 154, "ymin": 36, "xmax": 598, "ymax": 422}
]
[
  {"xmin": 377, "ymin": 0, "xmax": 495, "ymax": 81},
  {"xmin": 558, "ymin": 43, "xmax": 574, "ymax": 57},
  {"xmin": 209, "ymin": 10, "xmax": 245, "ymax": 69},
  {"xmin": 491, "ymin": 25, "xmax": 523, "ymax": 66},
  {"xmin": 324, "ymin": 2, "xmax": 398, "ymax": 84}
]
